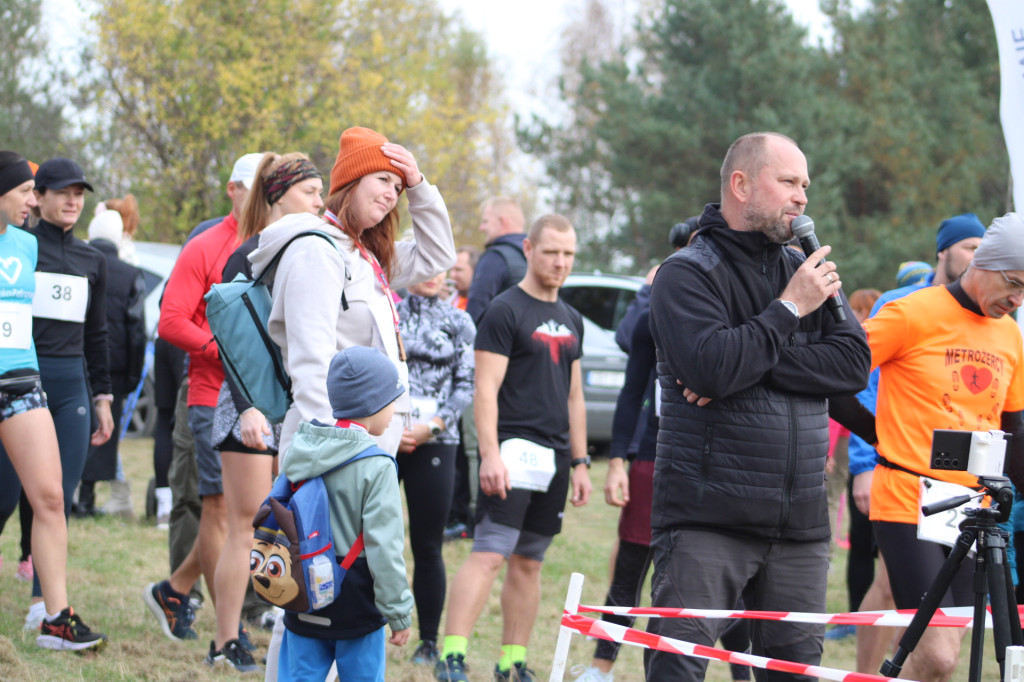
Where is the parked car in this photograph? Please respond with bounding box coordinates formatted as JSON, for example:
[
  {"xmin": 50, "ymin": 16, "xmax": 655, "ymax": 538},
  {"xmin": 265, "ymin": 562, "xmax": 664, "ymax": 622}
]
[
  {"xmin": 560, "ymin": 272, "xmax": 644, "ymax": 450},
  {"xmin": 124, "ymin": 241, "xmax": 182, "ymax": 437}
]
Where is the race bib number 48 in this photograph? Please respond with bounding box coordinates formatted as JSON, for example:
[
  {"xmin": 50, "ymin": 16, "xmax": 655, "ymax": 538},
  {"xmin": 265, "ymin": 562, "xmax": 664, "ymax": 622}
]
[
  {"xmin": 500, "ymin": 438, "xmax": 557, "ymax": 492},
  {"xmin": 32, "ymin": 272, "xmax": 88, "ymax": 322}
]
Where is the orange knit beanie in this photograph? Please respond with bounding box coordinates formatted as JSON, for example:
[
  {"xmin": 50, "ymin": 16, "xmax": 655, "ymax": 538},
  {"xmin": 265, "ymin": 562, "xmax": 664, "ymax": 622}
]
[{"xmin": 329, "ymin": 127, "xmax": 406, "ymax": 196}]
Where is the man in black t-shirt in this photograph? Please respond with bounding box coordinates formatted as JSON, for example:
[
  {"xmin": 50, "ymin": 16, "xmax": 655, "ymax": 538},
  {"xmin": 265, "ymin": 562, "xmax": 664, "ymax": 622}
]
[{"xmin": 435, "ymin": 215, "xmax": 593, "ymax": 682}]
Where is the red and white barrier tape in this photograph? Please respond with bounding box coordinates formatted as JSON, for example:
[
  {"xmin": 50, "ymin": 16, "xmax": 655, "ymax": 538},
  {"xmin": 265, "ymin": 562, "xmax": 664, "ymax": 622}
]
[
  {"xmin": 561, "ymin": 612, "xmax": 920, "ymax": 682},
  {"xmin": 576, "ymin": 604, "xmax": 1022, "ymax": 629}
]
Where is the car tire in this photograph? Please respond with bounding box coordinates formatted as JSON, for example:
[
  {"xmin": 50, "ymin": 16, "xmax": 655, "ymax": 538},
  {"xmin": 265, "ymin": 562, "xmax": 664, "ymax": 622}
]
[{"xmin": 145, "ymin": 476, "xmax": 157, "ymax": 520}]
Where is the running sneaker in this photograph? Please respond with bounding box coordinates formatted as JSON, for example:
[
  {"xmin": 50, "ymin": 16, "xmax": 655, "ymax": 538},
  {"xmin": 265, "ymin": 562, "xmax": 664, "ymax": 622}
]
[
  {"xmin": 237, "ymin": 622, "xmax": 256, "ymax": 652},
  {"xmin": 143, "ymin": 580, "xmax": 197, "ymax": 641},
  {"xmin": 435, "ymin": 652, "xmax": 470, "ymax": 682},
  {"xmin": 205, "ymin": 638, "xmax": 261, "ymax": 673},
  {"xmin": 16, "ymin": 556, "xmax": 33, "ymax": 582},
  {"xmin": 571, "ymin": 665, "xmax": 614, "ymax": 682},
  {"xmin": 411, "ymin": 639, "xmax": 439, "ymax": 665},
  {"xmin": 36, "ymin": 608, "xmax": 108, "ymax": 651},
  {"xmin": 24, "ymin": 601, "xmax": 46, "ymax": 631},
  {"xmin": 494, "ymin": 662, "xmax": 537, "ymax": 681},
  {"xmin": 443, "ymin": 522, "xmax": 472, "ymax": 542}
]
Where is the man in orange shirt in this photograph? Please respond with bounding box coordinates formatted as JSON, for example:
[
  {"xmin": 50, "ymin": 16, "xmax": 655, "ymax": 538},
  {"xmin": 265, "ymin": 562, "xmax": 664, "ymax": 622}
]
[{"xmin": 864, "ymin": 212, "xmax": 1024, "ymax": 682}]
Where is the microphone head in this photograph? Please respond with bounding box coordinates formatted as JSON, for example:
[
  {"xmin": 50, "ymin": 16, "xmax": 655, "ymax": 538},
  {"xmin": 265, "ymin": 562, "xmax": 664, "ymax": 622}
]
[{"xmin": 791, "ymin": 215, "xmax": 815, "ymax": 238}]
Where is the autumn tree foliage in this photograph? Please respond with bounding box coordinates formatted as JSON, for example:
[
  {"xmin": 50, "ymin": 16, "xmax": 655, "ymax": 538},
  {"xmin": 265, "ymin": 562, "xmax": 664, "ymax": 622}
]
[
  {"xmin": 92, "ymin": 0, "xmax": 514, "ymax": 242},
  {"xmin": 525, "ymin": 0, "xmax": 1008, "ymax": 289}
]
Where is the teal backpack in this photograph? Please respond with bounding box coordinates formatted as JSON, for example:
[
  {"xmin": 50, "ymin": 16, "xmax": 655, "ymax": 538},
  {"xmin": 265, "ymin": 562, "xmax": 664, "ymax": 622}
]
[{"xmin": 204, "ymin": 231, "xmax": 345, "ymax": 423}]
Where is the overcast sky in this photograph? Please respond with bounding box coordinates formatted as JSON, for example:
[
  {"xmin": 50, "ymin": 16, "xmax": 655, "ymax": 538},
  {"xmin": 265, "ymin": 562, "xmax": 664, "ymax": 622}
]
[
  {"xmin": 437, "ymin": 0, "xmax": 845, "ymax": 114},
  {"xmin": 46, "ymin": 0, "xmax": 844, "ymax": 117}
]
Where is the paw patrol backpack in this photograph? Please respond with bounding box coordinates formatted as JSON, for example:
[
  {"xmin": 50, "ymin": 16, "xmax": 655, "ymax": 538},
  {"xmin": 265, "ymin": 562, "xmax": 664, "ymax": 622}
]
[{"xmin": 250, "ymin": 446, "xmax": 393, "ymax": 613}]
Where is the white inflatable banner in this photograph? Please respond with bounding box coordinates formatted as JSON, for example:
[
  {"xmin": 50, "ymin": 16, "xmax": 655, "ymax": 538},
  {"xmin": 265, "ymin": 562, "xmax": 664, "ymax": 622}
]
[{"xmin": 986, "ymin": 0, "xmax": 1024, "ymax": 212}]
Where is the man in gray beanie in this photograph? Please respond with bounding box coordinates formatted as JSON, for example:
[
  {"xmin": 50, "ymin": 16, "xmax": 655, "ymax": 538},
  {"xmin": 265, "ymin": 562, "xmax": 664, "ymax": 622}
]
[
  {"xmin": 860, "ymin": 211, "xmax": 1024, "ymax": 682},
  {"xmin": 846, "ymin": 210, "xmax": 987, "ymax": 672}
]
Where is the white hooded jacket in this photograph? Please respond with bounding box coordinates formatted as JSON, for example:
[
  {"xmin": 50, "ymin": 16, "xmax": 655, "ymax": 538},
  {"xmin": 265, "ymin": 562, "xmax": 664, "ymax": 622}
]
[{"xmin": 249, "ymin": 178, "xmax": 456, "ymax": 455}]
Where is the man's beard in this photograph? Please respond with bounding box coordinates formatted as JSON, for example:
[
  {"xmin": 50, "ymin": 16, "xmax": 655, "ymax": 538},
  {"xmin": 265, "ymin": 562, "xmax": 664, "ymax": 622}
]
[{"xmin": 743, "ymin": 204, "xmax": 791, "ymax": 244}]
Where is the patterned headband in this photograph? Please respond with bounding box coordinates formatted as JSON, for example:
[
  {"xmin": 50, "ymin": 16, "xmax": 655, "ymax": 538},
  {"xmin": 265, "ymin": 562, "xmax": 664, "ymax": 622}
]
[{"xmin": 264, "ymin": 158, "xmax": 322, "ymax": 206}]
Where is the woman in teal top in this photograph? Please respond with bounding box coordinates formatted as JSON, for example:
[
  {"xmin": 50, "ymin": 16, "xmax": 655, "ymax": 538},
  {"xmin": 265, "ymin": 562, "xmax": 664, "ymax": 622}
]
[{"xmin": 0, "ymin": 151, "xmax": 106, "ymax": 651}]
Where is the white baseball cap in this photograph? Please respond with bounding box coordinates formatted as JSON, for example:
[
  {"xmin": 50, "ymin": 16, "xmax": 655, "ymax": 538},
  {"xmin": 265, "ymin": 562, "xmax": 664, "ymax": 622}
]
[{"xmin": 229, "ymin": 153, "xmax": 265, "ymax": 189}]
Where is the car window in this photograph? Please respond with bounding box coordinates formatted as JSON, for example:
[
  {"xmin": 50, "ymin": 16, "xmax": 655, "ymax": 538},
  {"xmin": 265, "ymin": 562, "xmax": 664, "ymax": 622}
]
[
  {"xmin": 560, "ymin": 286, "xmax": 636, "ymax": 332},
  {"xmin": 138, "ymin": 268, "xmax": 164, "ymax": 297}
]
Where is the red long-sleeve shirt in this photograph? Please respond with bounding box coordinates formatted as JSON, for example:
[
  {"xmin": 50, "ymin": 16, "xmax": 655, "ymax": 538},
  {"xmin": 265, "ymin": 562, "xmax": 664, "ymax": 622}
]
[{"xmin": 158, "ymin": 214, "xmax": 239, "ymax": 407}]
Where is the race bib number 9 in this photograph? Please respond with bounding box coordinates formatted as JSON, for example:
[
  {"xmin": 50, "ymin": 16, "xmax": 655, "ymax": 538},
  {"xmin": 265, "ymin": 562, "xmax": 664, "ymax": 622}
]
[
  {"xmin": 0, "ymin": 301, "xmax": 33, "ymax": 349},
  {"xmin": 917, "ymin": 477, "xmax": 974, "ymax": 549},
  {"xmin": 500, "ymin": 438, "xmax": 557, "ymax": 492},
  {"xmin": 32, "ymin": 273, "xmax": 89, "ymax": 322}
]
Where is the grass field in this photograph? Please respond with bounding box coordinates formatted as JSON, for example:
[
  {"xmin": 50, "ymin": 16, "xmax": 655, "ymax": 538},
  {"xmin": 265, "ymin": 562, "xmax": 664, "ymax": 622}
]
[{"xmin": 0, "ymin": 437, "xmax": 1002, "ymax": 681}]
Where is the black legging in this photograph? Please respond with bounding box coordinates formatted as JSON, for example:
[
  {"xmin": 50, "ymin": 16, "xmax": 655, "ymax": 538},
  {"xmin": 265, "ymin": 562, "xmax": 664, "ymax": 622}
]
[
  {"xmin": 397, "ymin": 441, "xmax": 456, "ymax": 643},
  {"xmin": 152, "ymin": 408, "xmax": 174, "ymax": 488},
  {"xmin": 846, "ymin": 474, "xmax": 875, "ymax": 611},
  {"xmin": 595, "ymin": 539, "xmax": 652, "ymax": 661},
  {"xmin": 152, "ymin": 337, "xmax": 185, "ymax": 489}
]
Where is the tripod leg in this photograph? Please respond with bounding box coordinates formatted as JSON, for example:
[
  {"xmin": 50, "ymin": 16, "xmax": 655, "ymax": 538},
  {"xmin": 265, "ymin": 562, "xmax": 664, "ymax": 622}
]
[
  {"xmin": 988, "ymin": 530, "xmax": 1017, "ymax": 679},
  {"xmin": 881, "ymin": 529, "xmax": 975, "ymax": 678},
  {"xmin": 970, "ymin": 539, "xmax": 989, "ymax": 682},
  {"xmin": 1002, "ymin": 541, "xmax": 1024, "ymax": 646}
]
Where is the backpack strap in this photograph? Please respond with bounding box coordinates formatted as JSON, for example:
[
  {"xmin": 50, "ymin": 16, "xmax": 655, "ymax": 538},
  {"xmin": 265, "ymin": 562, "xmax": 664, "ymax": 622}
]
[
  {"xmin": 256, "ymin": 230, "xmax": 350, "ymax": 311},
  {"xmin": 321, "ymin": 445, "xmax": 398, "ymax": 477},
  {"xmin": 340, "ymin": 532, "xmax": 364, "ymax": 570},
  {"xmin": 321, "ymin": 445, "xmax": 395, "ymax": 568}
]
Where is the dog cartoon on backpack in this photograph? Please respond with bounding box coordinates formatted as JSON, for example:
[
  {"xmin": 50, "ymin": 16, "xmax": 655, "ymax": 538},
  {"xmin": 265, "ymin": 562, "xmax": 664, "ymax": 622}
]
[
  {"xmin": 250, "ymin": 497, "xmax": 306, "ymax": 611},
  {"xmin": 250, "ymin": 530, "xmax": 301, "ymax": 607}
]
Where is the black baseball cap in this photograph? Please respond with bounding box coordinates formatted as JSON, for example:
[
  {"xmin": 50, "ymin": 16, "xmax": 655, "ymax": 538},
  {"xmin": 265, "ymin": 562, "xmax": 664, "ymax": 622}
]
[{"xmin": 34, "ymin": 158, "xmax": 94, "ymax": 192}]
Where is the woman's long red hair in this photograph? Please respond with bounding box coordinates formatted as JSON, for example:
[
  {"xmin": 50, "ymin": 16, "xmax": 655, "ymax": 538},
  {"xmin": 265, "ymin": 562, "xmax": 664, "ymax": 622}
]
[{"xmin": 324, "ymin": 180, "xmax": 398, "ymax": 280}]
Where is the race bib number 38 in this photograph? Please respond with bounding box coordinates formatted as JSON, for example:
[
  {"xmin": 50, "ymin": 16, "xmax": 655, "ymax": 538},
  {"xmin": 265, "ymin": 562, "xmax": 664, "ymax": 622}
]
[
  {"xmin": 32, "ymin": 272, "xmax": 89, "ymax": 322},
  {"xmin": 500, "ymin": 438, "xmax": 557, "ymax": 492}
]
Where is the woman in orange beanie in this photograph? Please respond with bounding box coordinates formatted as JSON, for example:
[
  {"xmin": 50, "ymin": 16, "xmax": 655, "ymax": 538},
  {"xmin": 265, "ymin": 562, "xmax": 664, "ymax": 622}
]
[{"xmin": 251, "ymin": 127, "xmax": 455, "ymax": 678}]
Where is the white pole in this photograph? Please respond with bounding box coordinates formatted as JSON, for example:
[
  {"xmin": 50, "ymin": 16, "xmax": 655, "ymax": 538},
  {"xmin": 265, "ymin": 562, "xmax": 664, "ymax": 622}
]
[
  {"xmin": 550, "ymin": 572, "xmax": 586, "ymax": 682},
  {"xmin": 1007, "ymin": 646, "xmax": 1024, "ymax": 682}
]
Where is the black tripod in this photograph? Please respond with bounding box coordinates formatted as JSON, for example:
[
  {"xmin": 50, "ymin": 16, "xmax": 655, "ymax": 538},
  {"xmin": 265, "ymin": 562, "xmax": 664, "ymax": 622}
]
[{"xmin": 881, "ymin": 475, "xmax": 1023, "ymax": 681}]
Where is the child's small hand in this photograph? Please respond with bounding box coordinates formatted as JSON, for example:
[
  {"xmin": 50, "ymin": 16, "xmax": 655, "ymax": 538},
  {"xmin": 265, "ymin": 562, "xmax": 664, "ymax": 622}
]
[{"xmin": 389, "ymin": 627, "xmax": 410, "ymax": 646}]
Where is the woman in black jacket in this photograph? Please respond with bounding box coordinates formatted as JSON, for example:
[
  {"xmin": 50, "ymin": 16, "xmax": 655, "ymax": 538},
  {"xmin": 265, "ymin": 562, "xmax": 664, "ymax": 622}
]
[{"xmin": 76, "ymin": 207, "xmax": 146, "ymax": 516}]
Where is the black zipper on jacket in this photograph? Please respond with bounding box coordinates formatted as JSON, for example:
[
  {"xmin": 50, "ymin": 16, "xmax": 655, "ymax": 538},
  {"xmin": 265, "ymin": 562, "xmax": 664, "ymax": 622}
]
[
  {"xmin": 698, "ymin": 423, "xmax": 713, "ymax": 503},
  {"xmin": 777, "ymin": 393, "xmax": 798, "ymax": 537},
  {"xmin": 760, "ymin": 248, "xmax": 774, "ymax": 301}
]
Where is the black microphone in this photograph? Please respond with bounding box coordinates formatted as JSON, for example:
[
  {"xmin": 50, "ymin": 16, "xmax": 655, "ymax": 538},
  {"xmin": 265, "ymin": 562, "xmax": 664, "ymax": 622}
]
[{"xmin": 791, "ymin": 215, "xmax": 846, "ymax": 323}]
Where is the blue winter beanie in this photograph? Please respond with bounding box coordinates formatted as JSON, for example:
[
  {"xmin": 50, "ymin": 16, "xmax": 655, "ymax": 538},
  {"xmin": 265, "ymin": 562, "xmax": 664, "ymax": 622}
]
[
  {"xmin": 327, "ymin": 347, "xmax": 405, "ymax": 420},
  {"xmin": 935, "ymin": 213, "xmax": 986, "ymax": 256}
]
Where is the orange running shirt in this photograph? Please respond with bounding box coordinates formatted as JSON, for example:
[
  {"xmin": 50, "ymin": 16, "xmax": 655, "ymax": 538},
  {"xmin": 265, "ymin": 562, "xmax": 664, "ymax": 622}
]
[{"xmin": 864, "ymin": 285, "xmax": 1024, "ymax": 524}]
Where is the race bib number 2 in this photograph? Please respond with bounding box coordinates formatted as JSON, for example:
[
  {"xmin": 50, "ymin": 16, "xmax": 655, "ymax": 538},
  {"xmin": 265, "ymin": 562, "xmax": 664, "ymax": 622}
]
[
  {"xmin": 32, "ymin": 272, "xmax": 89, "ymax": 322},
  {"xmin": 917, "ymin": 477, "xmax": 974, "ymax": 549}
]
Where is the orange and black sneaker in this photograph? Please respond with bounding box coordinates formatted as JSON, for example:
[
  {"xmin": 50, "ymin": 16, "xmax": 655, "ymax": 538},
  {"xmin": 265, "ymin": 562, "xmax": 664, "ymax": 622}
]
[
  {"xmin": 36, "ymin": 607, "xmax": 108, "ymax": 651},
  {"xmin": 143, "ymin": 580, "xmax": 197, "ymax": 641}
]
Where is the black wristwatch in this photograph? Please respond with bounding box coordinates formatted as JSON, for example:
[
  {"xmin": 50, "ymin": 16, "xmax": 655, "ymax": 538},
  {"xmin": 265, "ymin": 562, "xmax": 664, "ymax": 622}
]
[{"xmin": 570, "ymin": 455, "xmax": 592, "ymax": 469}]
